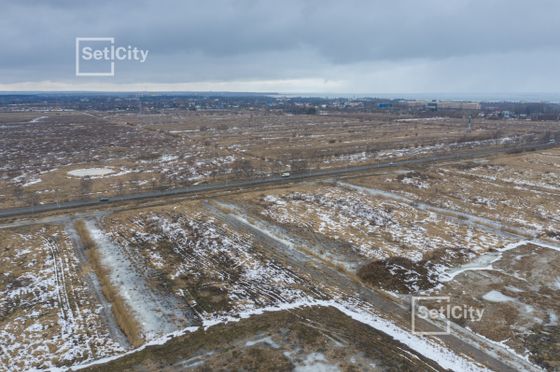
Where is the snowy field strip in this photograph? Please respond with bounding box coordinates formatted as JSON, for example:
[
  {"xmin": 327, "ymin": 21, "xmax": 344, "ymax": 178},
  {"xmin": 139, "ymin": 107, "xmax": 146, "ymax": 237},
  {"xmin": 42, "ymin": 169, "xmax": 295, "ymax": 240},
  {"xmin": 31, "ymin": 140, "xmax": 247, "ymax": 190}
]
[
  {"xmin": 529, "ymin": 239, "xmax": 560, "ymax": 252},
  {"xmin": 84, "ymin": 220, "xmax": 185, "ymax": 339}
]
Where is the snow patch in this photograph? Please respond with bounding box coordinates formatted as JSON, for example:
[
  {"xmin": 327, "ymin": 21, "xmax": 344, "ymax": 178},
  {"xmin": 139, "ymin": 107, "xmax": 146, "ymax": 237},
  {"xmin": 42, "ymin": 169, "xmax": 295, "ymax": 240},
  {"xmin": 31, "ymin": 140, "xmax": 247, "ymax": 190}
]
[
  {"xmin": 30, "ymin": 115, "xmax": 48, "ymax": 123},
  {"xmin": 482, "ymin": 290, "xmax": 516, "ymax": 303},
  {"xmin": 68, "ymin": 168, "xmax": 115, "ymax": 178},
  {"xmin": 294, "ymin": 353, "xmax": 339, "ymax": 372},
  {"xmin": 553, "ymin": 277, "xmax": 560, "ymax": 290},
  {"xmin": 22, "ymin": 178, "xmax": 42, "ymax": 187}
]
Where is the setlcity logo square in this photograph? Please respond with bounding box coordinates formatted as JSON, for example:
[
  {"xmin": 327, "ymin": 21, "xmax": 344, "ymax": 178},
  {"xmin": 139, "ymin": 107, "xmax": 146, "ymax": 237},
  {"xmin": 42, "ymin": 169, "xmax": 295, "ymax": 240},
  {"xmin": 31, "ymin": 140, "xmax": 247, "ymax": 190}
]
[
  {"xmin": 411, "ymin": 296, "xmax": 485, "ymax": 336},
  {"xmin": 75, "ymin": 37, "xmax": 149, "ymax": 76}
]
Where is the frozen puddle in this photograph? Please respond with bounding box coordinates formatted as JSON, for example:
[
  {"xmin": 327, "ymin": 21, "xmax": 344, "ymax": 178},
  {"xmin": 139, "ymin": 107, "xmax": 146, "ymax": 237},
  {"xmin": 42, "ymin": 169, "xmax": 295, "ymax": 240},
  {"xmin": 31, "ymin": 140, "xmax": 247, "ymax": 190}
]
[
  {"xmin": 442, "ymin": 251, "xmax": 502, "ymax": 282},
  {"xmin": 245, "ymin": 335, "xmax": 280, "ymax": 348},
  {"xmin": 482, "ymin": 290, "xmax": 516, "ymax": 303},
  {"xmin": 84, "ymin": 220, "xmax": 190, "ymax": 340},
  {"xmin": 442, "ymin": 240, "xmax": 560, "ymax": 282},
  {"xmin": 68, "ymin": 168, "xmax": 115, "ymax": 177},
  {"xmin": 481, "ymin": 290, "xmax": 536, "ymax": 317}
]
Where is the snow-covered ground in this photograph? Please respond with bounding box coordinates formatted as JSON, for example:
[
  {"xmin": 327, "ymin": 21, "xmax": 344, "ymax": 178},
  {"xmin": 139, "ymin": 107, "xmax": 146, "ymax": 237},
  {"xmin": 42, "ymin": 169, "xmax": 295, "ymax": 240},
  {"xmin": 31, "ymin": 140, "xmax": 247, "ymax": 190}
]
[
  {"xmin": 30, "ymin": 116, "xmax": 48, "ymax": 123},
  {"xmin": 323, "ymin": 136, "xmax": 525, "ymax": 165},
  {"xmin": 67, "ymin": 168, "xmax": 115, "ymax": 177},
  {"xmin": 85, "ymin": 220, "xmax": 191, "ymax": 340},
  {"xmin": 482, "ymin": 290, "xmax": 516, "ymax": 303},
  {"xmin": 99, "ymin": 209, "xmax": 319, "ymax": 322},
  {"xmin": 0, "ymin": 225, "xmax": 123, "ymax": 370},
  {"xmin": 259, "ymin": 184, "xmax": 512, "ymax": 268}
]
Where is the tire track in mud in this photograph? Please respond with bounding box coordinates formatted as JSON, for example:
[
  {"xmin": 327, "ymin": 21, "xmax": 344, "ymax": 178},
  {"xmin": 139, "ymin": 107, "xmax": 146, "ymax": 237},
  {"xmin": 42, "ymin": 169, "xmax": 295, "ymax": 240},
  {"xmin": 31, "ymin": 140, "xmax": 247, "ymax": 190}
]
[
  {"xmin": 44, "ymin": 237, "xmax": 71, "ymax": 322},
  {"xmin": 203, "ymin": 200, "xmax": 539, "ymax": 372},
  {"xmin": 44, "ymin": 235, "xmax": 93, "ymax": 353}
]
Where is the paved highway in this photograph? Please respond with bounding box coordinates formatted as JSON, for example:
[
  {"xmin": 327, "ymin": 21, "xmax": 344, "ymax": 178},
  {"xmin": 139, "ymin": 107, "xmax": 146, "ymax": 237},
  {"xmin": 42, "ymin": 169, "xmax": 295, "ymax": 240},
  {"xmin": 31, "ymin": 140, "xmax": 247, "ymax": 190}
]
[{"xmin": 0, "ymin": 142, "xmax": 555, "ymax": 219}]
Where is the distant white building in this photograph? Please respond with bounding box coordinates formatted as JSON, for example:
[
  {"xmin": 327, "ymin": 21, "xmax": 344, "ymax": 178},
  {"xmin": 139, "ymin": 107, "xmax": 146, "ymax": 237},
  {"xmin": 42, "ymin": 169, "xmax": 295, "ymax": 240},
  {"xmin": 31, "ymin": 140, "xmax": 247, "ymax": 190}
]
[{"xmin": 437, "ymin": 101, "xmax": 481, "ymax": 110}]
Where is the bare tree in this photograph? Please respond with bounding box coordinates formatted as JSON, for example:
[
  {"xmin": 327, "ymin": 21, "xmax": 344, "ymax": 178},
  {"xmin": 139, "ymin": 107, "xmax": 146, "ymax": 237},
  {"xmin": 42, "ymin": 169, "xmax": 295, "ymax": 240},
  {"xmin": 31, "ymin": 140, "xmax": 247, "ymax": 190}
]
[
  {"xmin": 130, "ymin": 173, "xmax": 141, "ymax": 191},
  {"xmin": 240, "ymin": 159, "xmax": 254, "ymax": 178},
  {"xmin": 150, "ymin": 177, "xmax": 159, "ymax": 191},
  {"xmin": 27, "ymin": 191, "xmax": 40, "ymax": 212},
  {"xmin": 290, "ymin": 159, "xmax": 308, "ymax": 174},
  {"xmin": 115, "ymin": 180, "xmax": 125, "ymax": 195},
  {"xmin": 158, "ymin": 172, "xmax": 169, "ymax": 189},
  {"xmin": 79, "ymin": 176, "xmax": 93, "ymax": 198},
  {"xmin": 13, "ymin": 183, "xmax": 24, "ymax": 202},
  {"xmin": 232, "ymin": 159, "xmax": 254, "ymax": 179},
  {"xmin": 53, "ymin": 188, "xmax": 63, "ymax": 207}
]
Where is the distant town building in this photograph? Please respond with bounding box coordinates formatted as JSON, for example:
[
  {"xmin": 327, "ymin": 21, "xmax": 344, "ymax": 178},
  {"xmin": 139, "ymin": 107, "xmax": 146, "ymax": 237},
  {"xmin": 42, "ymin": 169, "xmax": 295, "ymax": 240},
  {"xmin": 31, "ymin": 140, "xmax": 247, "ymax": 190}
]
[
  {"xmin": 377, "ymin": 102, "xmax": 392, "ymax": 109},
  {"xmin": 427, "ymin": 101, "xmax": 438, "ymax": 111},
  {"xmin": 402, "ymin": 100, "xmax": 428, "ymax": 108},
  {"xmin": 437, "ymin": 101, "xmax": 481, "ymax": 110}
]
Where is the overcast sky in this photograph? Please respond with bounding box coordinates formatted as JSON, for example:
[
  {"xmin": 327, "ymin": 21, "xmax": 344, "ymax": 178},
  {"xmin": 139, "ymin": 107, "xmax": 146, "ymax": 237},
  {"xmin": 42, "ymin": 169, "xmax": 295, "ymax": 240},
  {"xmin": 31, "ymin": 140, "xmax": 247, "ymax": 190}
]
[{"xmin": 1, "ymin": 0, "xmax": 559, "ymax": 95}]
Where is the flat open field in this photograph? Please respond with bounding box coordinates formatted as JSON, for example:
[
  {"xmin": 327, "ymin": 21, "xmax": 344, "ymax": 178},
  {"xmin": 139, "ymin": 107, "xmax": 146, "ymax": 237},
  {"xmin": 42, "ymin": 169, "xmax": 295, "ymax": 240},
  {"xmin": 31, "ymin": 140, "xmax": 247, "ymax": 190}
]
[
  {"xmin": 350, "ymin": 147, "xmax": 560, "ymax": 236},
  {"xmin": 0, "ymin": 110, "xmax": 556, "ymax": 210},
  {"xmin": 1, "ymin": 110, "xmax": 560, "ymax": 371}
]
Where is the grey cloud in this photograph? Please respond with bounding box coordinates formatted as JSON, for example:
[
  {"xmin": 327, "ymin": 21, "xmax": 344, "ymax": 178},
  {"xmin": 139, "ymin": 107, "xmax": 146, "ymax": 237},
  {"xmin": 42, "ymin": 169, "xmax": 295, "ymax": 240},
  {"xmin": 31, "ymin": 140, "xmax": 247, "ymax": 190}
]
[{"xmin": 0, "ymin": 0, "xmax": 559, "ymax": 92}]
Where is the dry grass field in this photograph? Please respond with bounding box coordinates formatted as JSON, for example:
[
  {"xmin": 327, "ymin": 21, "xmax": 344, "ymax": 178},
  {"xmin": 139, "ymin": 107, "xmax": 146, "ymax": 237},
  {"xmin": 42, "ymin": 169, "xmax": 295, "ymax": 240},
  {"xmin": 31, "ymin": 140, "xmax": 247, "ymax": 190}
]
[
  {"xmin": 2, "ymin": 110, "xmax": 560, "ymax": 370},
  {"xmin": 1, "ymin": 110, "xmax": 556, "ymax": 209},
  {"xmin": 82, "ymin": 306, "xmax": 444, "ymax": 372}
]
